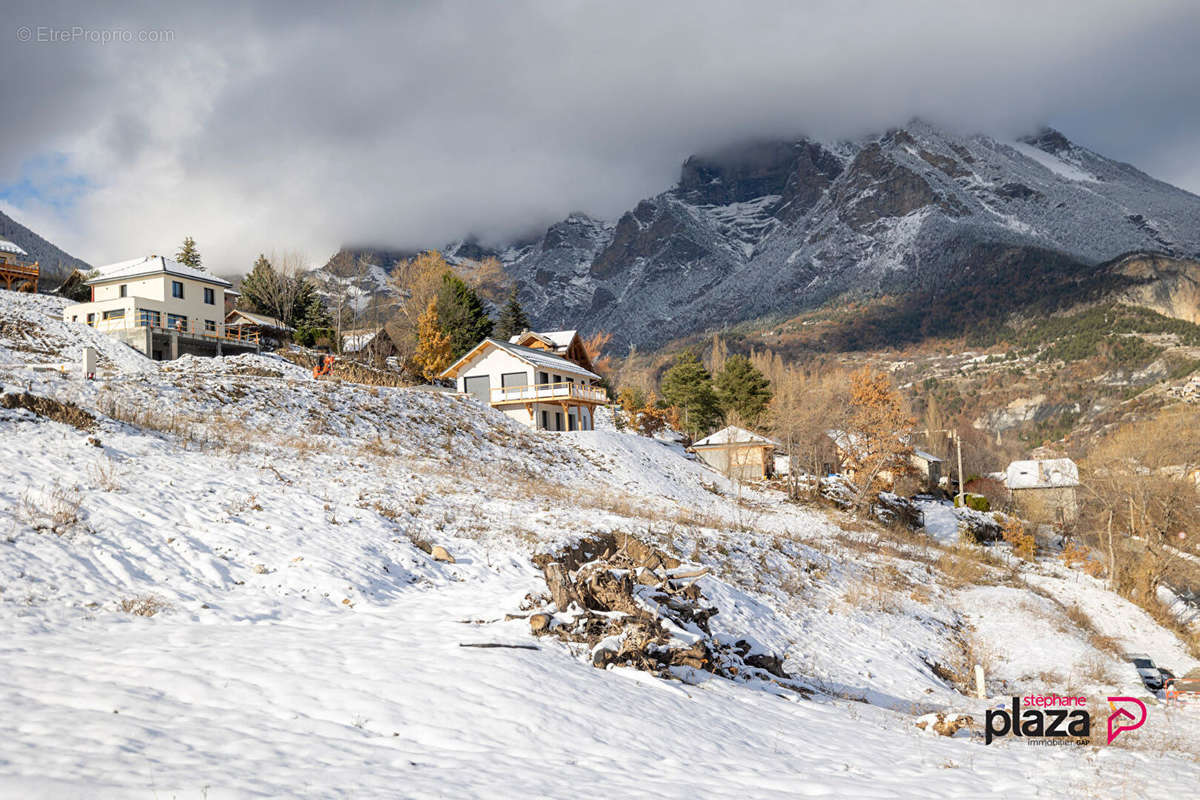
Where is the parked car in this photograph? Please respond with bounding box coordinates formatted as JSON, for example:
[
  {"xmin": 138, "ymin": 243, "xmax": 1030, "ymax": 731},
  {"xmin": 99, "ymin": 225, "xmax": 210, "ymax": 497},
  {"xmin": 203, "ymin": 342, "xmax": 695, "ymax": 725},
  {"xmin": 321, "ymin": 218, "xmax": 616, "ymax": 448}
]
[{"xmin": 1124, "ymin": 653, "xmax": 1165, "ymax": 691}]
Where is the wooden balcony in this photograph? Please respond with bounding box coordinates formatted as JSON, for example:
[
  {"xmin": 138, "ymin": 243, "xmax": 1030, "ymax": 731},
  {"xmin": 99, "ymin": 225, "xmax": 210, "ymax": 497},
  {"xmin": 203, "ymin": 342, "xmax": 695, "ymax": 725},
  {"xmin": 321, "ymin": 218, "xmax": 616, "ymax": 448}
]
[
  {"xmin": 0, "ymin": 260, "xmax": 39, "ymax": 292},
  {"xmin": 490, "ymin": 381, "xmax": 607, "ymax": 405}
]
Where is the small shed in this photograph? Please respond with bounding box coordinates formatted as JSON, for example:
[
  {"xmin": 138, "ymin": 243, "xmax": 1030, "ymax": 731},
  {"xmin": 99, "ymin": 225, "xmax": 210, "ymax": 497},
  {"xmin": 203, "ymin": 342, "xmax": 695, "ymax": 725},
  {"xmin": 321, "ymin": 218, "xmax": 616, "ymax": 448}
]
[
  {"xmin": 690, "ymin": 426, "xmax": 781, "ymax": 482},
  {"xmin": 910, "ymin": 448, "xmax": 944, "ymax": 493},
  {"xmin": 1005, "ymin": 458, "xmax": 1080, "ymax": 525}
]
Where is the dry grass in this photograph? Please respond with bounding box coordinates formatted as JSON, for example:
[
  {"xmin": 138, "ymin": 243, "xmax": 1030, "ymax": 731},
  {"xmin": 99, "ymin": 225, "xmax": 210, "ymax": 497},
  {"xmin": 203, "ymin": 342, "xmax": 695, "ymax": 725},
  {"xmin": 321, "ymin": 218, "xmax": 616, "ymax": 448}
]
[
  {"xmin": 1079, "ymin": 654, "xmax": 1120, "ymax": 685},
  {"xmin": 119, "ymin": 594, "xmax": 172, "ymax": 617},
  {"xmin": 934, "ymin": 546, "xmax": 991, "ymax": 589},
  {"xmin": 18, "ymin": 483, "xmax": 82, "ymax": 534},
  {"xmin": 87, "ymin": 458, "xmax": 122, "ymax": 492}
]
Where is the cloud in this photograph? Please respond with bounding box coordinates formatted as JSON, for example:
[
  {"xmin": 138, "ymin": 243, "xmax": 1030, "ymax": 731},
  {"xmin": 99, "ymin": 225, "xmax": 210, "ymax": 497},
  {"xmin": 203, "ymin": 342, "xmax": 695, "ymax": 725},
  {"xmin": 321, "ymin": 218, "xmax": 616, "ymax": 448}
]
[{"xmin": 2, "ymin": 0, "xmax": 1199, "ymax": 272}]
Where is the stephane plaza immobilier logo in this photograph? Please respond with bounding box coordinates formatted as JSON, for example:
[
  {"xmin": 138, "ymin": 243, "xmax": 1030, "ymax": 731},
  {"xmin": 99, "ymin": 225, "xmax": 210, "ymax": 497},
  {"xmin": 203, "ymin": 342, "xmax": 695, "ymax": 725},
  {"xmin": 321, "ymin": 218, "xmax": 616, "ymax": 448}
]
[{"xmin": 984, "ymin": 693, "xmax": 1148, "ymax": 745}]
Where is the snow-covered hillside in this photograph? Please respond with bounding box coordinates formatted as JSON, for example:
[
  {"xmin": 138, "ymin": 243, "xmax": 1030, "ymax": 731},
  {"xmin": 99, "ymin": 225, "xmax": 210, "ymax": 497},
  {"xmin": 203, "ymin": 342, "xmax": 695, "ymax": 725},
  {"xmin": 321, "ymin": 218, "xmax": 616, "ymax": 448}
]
[{"xmin": 2, "ymin": 292, "xmax": 1199, "ymax": 798}]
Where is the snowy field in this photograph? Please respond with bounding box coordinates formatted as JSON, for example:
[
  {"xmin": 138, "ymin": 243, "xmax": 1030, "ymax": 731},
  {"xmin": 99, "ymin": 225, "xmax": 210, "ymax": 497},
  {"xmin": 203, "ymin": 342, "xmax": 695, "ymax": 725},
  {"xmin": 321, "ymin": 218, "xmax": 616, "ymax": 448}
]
[{"xmin": 2, "ymin": 293, "xmax": 1199, "ymax": 798}]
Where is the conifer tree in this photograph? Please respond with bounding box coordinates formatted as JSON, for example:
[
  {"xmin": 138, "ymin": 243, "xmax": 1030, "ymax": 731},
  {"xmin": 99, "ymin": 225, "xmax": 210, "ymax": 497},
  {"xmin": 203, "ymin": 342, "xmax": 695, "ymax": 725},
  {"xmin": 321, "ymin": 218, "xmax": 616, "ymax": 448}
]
[
  {"xmin": 715, "ymin": 354, "xmax": 773, "ymax": 424},
  {"xmin": 413, "ymin": 298, "xmax": 453, "ymax": 382},
  {"xmin": 239, "ymin": 254, "xmax": 279, "ymax": 316},
  {"xmin": 660, "ymin": 351, "xmax": 721, "ymax": 436},
  {"xmin": 495, "ymin": 287, "xmax": 531, "ymax": 340},
  {"xmin": 175, "ymin": 236, "xmax": 202, "ymax": 269},
  {"xmin": 436, "ymin": 272, "xmax": 493, "ymax": 359}
]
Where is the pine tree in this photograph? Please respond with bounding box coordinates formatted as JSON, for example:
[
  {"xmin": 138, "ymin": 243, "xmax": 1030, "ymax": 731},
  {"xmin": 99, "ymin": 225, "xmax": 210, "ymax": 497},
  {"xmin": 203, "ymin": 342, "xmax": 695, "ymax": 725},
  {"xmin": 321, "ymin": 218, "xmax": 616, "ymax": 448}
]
[
  {"xmin": 413, "ymin": 298, "xmax": 453, "ymax": 382},
  {"xmin": 175, "ymin": 236, "xmax": 202, "ymax": 269},
  {"xmin": 715, "ymin": 354, "xmax": 773, "ymax": 424},
  {"xmin": 495, "ymin": 287, "xmax": 530, "ymax": 340},
  {"xmin": 660, "ymin": 351, "xmax": 721, "ymax": 436},
  {"xmin": 239, "ymin": 254, "xmax": 279, "ymax": 316},
  {"xmin": 436, "ymin": 272, "xmax": 493, "ymax": 359}
]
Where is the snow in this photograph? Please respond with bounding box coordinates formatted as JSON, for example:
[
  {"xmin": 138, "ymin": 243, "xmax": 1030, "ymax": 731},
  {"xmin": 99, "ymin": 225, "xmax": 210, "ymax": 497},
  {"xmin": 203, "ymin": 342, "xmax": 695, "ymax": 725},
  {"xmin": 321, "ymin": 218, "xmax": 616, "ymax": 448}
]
[
  {"xmin": 0, "ymin": 238, "xmax": 28, "ymax": 256},
  {"xmin": 1008, "ymin": 141, "xmax": 1100, "ymax": 184},
  {"xmin": 89, "ymin": 255, "xmax": 232, "ymax": 287},
  {"xmin": 2, "ymin": 289, "xmax": 1200, "ymax": 796}
]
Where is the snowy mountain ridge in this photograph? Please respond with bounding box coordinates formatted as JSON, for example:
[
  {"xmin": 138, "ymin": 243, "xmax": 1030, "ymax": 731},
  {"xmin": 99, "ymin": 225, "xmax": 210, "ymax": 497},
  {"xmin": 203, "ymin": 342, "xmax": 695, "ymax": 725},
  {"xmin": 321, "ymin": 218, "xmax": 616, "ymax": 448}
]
[{"xmin": 409, "ymin": 120, "xmax": 1200, "ymax": 350}]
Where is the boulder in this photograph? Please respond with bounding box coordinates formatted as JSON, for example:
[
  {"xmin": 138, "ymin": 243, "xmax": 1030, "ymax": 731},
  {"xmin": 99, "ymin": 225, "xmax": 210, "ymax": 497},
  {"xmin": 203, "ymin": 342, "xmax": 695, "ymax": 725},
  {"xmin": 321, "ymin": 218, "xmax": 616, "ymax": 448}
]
[{"xmin": 431, "ymin": 545, "xmax": 455, "ymax": 563}]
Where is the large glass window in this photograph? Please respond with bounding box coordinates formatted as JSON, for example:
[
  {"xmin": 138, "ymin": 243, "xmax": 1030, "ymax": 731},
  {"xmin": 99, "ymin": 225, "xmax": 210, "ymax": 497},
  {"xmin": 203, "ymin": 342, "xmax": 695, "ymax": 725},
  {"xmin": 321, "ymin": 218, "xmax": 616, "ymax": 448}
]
[
  {"xmin": 171, "ymin": 281, "xmax": 184, "ymax": 299},
  {"xmin": 205, "ymin": 319, "xmax": 217, "ymax": 333},
  {"xmin": 463, "ymin": 375, "xmax": 490, "ymax": 401},
  {"xmin": 203, "ymin": 287, "xmax": 215, "ymax": 305},
  {"xmin": 166, "ymin": 314, "xmax": 188, "ymax": 331},
  {"xmin": 138, "ymin": 309, "xmax": 162, "ymax": 328},
  {"xmin": 102, "ymin": 309, "xmax": 125, "ymax": 320}
]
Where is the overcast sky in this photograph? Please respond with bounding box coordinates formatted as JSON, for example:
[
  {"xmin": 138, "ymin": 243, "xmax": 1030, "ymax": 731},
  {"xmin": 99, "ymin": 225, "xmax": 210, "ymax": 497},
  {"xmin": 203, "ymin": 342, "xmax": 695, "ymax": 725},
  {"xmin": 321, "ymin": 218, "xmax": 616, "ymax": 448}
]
[{"xmin": 3, "ymin": 0, "xmax": 1199, "ymax": 272}]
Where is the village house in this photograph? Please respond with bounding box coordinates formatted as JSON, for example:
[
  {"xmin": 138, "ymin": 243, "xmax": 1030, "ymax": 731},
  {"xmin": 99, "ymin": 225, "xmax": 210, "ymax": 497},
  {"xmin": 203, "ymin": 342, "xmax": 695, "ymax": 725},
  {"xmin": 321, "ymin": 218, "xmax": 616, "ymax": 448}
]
[
  {"xmin": 0, "ymin": 239, "xmax": 39, "ymax": 293},
  {"xmin": 63, "ymin": 255, "xmax": 260, "ymax": 360},
  {"xmin": 439, "ymin": 331, "xmax": 605, "ymax": 430},
  {"xmin": 690, "ymin": 426, "xmax": 780, "ymax": 481},
  {"xmin": 224, "ymin": 308, "xmax": 295, "ymax": 347},
  {"xmin": 1005, "ymin": 457, "xmax": 1080, "ymax": 525},
  {"xmin": 909, "ymin": 448, "xmax": 944, "ymax": 494}
]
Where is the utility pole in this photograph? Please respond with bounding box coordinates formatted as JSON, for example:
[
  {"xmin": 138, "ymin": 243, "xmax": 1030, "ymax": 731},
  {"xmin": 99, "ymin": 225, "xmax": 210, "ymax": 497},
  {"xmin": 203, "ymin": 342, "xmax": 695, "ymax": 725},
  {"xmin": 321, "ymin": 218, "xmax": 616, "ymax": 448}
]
[{"xmin": 956, "ymin": 431, "xmax": 965, "ymax": 508}]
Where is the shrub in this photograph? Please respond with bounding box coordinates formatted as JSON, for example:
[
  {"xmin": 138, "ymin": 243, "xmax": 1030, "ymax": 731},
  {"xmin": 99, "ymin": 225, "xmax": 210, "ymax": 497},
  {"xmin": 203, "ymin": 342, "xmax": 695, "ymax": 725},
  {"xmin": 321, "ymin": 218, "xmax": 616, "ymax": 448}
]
[
  {"xmin": 1002, "ymin": 517, "xmax": 1037, "ymax": 560},
  {"xmin": 119, "ymin": 594, "xmax": 172, "ymax": 617}
]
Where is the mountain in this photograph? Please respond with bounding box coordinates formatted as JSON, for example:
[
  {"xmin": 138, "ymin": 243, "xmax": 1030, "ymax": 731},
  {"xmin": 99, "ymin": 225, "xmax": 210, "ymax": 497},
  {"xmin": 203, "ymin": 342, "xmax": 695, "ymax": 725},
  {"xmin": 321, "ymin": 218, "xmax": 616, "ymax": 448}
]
[
  {"xmin": 322, "ymin": 120, "xmax": 1200, "ymax": 352},
  {"xmin": 503, "ymin": 121, "xmax": 1200, "ymax": 350},
  {"xmin": 0, "ymin": 209, "xmax": 90, "ymax": 288}
]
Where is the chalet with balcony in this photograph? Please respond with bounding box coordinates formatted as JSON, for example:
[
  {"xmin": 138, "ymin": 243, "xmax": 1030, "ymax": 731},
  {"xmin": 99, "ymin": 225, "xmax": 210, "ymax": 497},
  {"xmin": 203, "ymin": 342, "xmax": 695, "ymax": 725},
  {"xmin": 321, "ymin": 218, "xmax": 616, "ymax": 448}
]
[
  {"xmin": 0, "ymin": 240, "xmax": 39, "ymax": 293},
  {"xmin": 62, "ymin": 255, "xmax": 260, "ymax": 360},
  {"xmin": 439, "ymin": 335, "xmax": 605, "ymax": 431}
]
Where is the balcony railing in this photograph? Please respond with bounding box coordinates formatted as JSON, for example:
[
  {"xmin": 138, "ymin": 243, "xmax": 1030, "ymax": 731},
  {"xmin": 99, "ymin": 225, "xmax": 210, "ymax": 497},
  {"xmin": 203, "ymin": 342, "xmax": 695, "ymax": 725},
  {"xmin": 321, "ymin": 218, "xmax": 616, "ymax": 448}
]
[
  {"xmin": 88, "ymin": 314, "xmax": 260, "ymax": 345},
  {"xmin": 490, "ymin": 381, "xmax": 607, "ymax": 404}
]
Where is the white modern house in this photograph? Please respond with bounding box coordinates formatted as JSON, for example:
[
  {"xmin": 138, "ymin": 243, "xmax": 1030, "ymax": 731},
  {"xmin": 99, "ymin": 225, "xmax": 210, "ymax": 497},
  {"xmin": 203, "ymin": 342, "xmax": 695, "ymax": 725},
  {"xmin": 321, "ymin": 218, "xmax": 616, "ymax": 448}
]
[
  {"xmin": 439, "ymin": 331, "xmax": 606, "ymax": 431},
  {"xmin": 62, "ymin": 255, "xmax": 259, "ymax": 360}
]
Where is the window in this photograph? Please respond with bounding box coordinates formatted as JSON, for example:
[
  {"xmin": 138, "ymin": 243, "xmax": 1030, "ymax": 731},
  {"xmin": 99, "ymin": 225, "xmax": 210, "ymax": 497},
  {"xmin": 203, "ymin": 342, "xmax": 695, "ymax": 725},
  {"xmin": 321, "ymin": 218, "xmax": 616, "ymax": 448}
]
[
  {"xmin": 172, "ymin": 281, "xmax": 184, "ymax": 299},
  {"xmin": 501, "ymin": 372, "xmax": 528, "ymax": 389},
  {"xmin": 119, "ymin": 284, "xmax": 127, "ymax": 298},
  {"xmin": 538, "ymin": 371, "xmax": 549, "ymax": 385},
  {"xmin": 205, "ymin": 319, "xmax": 217, "ymax": 333},
  {"xmin": 203, "ymin": 287, "xmax": 215, "ymax": 305},
  {"xmin": 541, "ymin": 410, "xmax": 550, "ymax": 429},
  {"xmin": 463, "ymin": 375, "xmax": 491, "ymax": 402},
  {"xmin": 102, "ymin": 309, "xmax": 125, "ymax": 320},
  {"xmin": 568, "ymin": 411, "xmax": 577, "ymax": 431},
  {"xmin": 555, "ymin": 412, "xmax": 562, "ymax": 431},
  {"xmin": 86, "ymin": 313, "xmax": 95, "ymax": 327},
  {"xmin": 166, "ymin": 313, "xmax": 188, "ymax": 331},
  {"xmin": 138, "ymin": 309, "xmax": 161, "ymax": 328}
]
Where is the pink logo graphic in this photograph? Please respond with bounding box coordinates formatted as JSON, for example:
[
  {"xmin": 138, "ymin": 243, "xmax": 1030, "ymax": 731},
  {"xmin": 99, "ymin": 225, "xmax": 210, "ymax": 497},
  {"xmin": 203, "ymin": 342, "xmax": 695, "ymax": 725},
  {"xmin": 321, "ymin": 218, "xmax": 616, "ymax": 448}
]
[{"xmin": 1106, "ymin": 696, "xmax": 1148, "ymax": 744}]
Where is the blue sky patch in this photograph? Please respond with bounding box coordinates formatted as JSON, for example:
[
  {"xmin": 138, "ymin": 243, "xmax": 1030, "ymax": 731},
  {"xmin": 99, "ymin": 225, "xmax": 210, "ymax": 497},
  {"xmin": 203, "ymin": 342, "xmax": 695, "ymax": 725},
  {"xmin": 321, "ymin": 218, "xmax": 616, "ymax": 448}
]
[{"xmin": 0, "ymin": 153, "xmax": 91, "ymax": 216}]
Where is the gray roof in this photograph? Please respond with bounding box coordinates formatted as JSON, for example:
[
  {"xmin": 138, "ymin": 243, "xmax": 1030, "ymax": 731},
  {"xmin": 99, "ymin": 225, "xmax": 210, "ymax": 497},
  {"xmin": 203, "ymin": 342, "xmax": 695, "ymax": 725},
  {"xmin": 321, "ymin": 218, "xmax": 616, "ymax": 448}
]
[
  {"xmin": 693, "ymin": 426, "xmax": 780, "ymax": 448},
  {"xmin": 87, "ymin": 255, "xmax": 232, "ymax": 288},
  {"xmin": 442, "ymin": 337, "xmax": 601, "ymax": 382},
  {"xmin": 1005, "ymin": 458, "xmax": 1079, "ymax": 490}
]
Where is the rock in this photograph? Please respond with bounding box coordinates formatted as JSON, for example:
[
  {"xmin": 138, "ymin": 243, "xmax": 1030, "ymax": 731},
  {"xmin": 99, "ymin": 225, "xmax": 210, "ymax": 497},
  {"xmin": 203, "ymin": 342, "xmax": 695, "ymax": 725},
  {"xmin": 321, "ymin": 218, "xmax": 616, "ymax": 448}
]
[
  {"xmin": 253, "ymin": 564, "xmax": 268, "ymax": 574},
  {"xmin": 529, "ymin": 613, "xmax": 552, "ymax": 634},
  {"xmin": 431, "ymin": 545, "xmax": 455, "ymax": 563}
]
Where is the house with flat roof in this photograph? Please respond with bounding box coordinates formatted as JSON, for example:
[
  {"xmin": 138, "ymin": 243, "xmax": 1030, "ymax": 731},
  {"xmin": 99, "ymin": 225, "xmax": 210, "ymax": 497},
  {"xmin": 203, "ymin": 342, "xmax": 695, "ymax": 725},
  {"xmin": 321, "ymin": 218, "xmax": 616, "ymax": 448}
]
[
  {"xmin": 439, "ymin": 334, "xmax": 606, "ymax": 431},
  {"xmin": 63, "ymin": 255, "xmax": 260, "ymax": 360}
]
